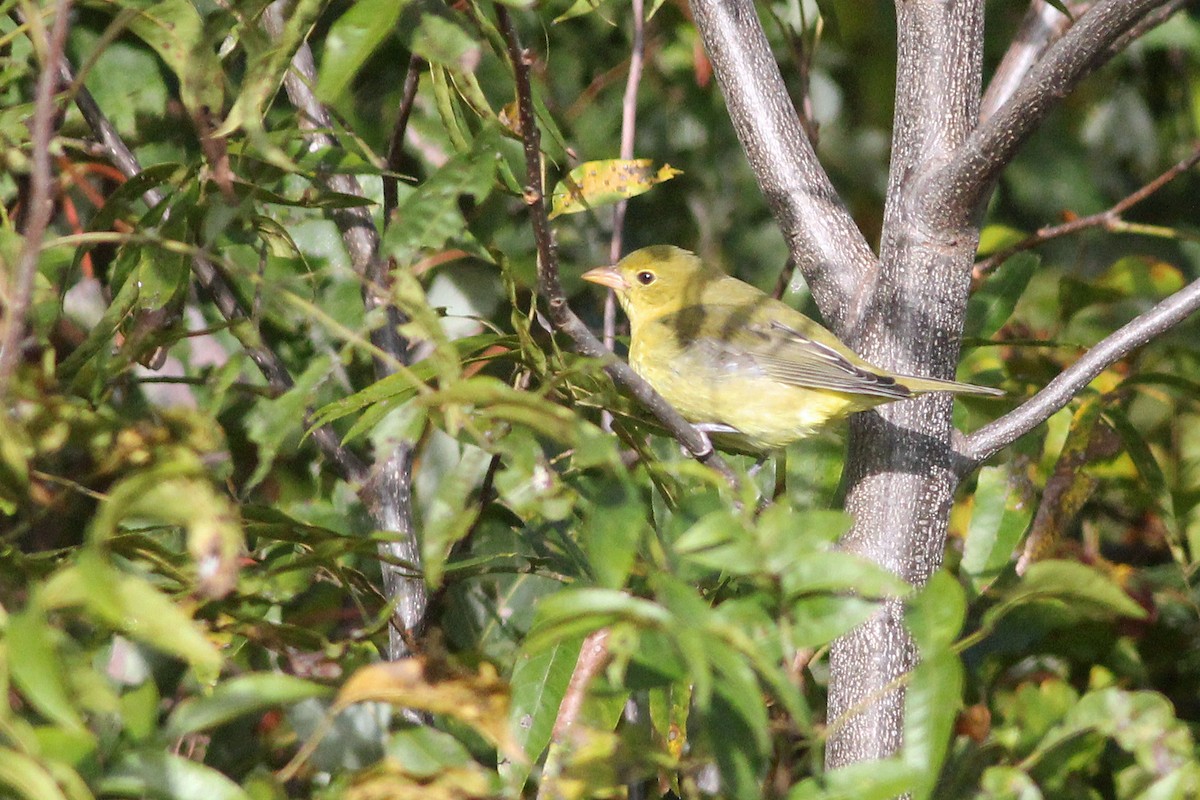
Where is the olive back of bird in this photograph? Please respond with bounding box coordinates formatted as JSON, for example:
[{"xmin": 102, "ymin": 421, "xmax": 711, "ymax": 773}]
[{"xmin": 610, "ymin": 246, "xmax": 1001, "ymax": 451}]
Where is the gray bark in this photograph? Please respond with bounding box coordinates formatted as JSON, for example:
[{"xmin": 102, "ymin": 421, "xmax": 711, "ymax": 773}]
[{"xmin": 689, "ymin": 0, "xmax": 1183, "ymax": 775}]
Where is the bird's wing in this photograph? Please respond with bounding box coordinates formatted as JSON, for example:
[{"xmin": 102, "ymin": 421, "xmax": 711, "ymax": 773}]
[{"xmin": 673, "ymin": 312, "xmax": 913, "ymax": 400}]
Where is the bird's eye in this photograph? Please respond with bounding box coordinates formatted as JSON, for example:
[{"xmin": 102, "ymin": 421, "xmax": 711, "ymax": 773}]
[{"xmin": 636, "ymin": 270, "xmax": 655, "ymax": 285}]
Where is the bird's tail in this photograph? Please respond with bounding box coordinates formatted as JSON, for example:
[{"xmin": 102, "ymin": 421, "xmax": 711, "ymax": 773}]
[{"xmin": 896, "ymin": 374, "xmax": 1005, "ymax": 397}]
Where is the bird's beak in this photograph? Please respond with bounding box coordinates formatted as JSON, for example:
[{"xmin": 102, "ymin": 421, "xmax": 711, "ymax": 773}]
[{"xmin": 581, "ymin": 266, "xmax": 627, "ymax": 292}]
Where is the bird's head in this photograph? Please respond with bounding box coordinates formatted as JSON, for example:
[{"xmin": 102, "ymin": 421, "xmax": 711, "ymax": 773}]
[{"xmin": 582, "ymin": 245, "xmax": 720, "ymax": 326}]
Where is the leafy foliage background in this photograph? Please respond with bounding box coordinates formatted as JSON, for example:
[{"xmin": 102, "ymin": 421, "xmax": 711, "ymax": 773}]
[{"xmin": 2, "ymin": 0, "xmax": 1200, "ymax": 798}]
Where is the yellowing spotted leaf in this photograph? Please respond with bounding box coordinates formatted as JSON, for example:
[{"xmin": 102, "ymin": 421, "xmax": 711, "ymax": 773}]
[{"xmin": 549, "ymin": 160, "xmax": 683, "ymax": 219}]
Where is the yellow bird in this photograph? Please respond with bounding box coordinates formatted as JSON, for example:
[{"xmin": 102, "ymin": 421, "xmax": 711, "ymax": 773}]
[{"xmin": 583, "ymin": 245, "xmax": 1002, "ymax": 453}]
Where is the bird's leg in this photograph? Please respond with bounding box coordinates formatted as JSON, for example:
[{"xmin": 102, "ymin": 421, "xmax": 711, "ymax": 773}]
[
  {"xmin": 692, "ymin": 422, "xmax": 741, "ymax": 435},
  {"xmin": 773, "ymin": 450, "xmax": 787, "ymax": 501},
  {"xmin": 688, "ymin": 422, "xmax": 740, "ymax": 460},
  {"xmin": 746, "ymin": 456, "xmax": 768, "ymax": 478}
]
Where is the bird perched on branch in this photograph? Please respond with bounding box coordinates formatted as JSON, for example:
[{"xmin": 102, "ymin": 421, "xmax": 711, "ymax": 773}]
[{"xmin": 583, "ymin": 245, "xmax": 1002, "ymax": 454}]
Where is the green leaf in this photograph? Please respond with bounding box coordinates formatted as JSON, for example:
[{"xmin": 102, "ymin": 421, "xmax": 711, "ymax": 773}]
[
  {"xmin": 215, "ymin": 0, "xmax": 326, "ymax": 157},
  {"xmin": 410, "ymin": 14, "xmax": 480, "ymax": 71},
  {"xmin": 0, "ymin": 748, "xmax": 70, "ymax": 800},
  {"xmin": 790, "ymin": 596, "xmax": 881, "ymax": 649},
  {"xmin": 578, "ymin": 475, "xmax": 645, "ymax": 588},
  {"xmin": 964, "ymin": 252, "xmax": 1038, "ymax": 339},
  {"xmin": 976, "ymin": 224, "xmax": 1029, "ymax": 257},
  {"xmin": 310, "ymin": 333, "xmax": 511, "ymax": 431},
  {"xmin": 384, "ymin": 130, "xmax": 499, "ymax": 265},
  {"xmin": 903, "ymin": 651, "xmax": 964, "ymax": 800},
  {"xmin": 505, "ymin": 635, "xmax": 584, "ymax": 787},
  {"xmin": 788, "ymin": 758, "xmax": 923, "ymax": 800},
  {"xmin": 906, "ymin": 571, "xmax": 966, "ymax": 654},
  {"xmin": 119, "ymin": 0, "xmax": 225, "ymax": 115},
  {"xmin": 962, "ymin": 463, "xmax": 1033, "ymax": 594},
  {"xmin": 421, "ymin": 444, "xmax": 493, "ymax": 589},
  {"xmin": 976, "ymin": 766, "xmax": 1041, "ymax": 800},
  {"xmin": 166, "ymin": 674, "xmax": 331, "ymax": 737},
  {"xmin": 43, "ymin": 558, "xmax": 223, "ymax": 684},
  {"xmin": 245, "ymin": 355, "xmax": 332, "ymax": 492},
  {"xmin": 673, "ymin": 510, "xmax": 759, "ymax": 575},
  {"xmin": 1105, "ymin": 407, "xmax": 1182, "ymax": 560},
  {"xmin": 525, "ymin": 589, "xmax": 673, "ymax": 654},
  {"xmin": 7, "ymin": 607, "xmax": 85, "ymax": 731},
  {"xmin": 992, "ymin": 560, "xmax": 1147, "ymax": 624},
  {"xmin": 784, "ymin": 551, "xmax": 911, "ymax": 601},
  {"xmin": 316, "ymin": 0, "xmax": 409, "ymax": 103},
  {"xmin": 102, "ymin": 751, "xmax": 251, "ymax": 800},
  {"xmin": 385, "ymin": 725, "xmax": 475, "ymax": 778}
]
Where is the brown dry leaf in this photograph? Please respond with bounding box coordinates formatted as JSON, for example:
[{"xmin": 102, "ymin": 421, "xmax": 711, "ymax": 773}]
[
  {"xmin": 336, "ymin": 657, "xmax": 523, "ymax": 762},
  {"xmin": 346, "ymin": 763, "xmax": 498, "ymax": 800}
]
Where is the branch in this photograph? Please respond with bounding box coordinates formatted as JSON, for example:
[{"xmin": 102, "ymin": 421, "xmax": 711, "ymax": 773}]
[
  {"xmin": 687, "ymin": 0, "xmax": 877, "ymax": 329},
  {"xmin": 604, "ymin": 0, "xmax": 646, "ymax": 346},
  {"xmin": 923, "ymin": 0, "xmax": 1174, "ymax": 227},
  {"xmin": 262, "ymin": 1, "xmax": 425, "ymax": 658},
  {"xmin": 536, "ymin": 629, "xmax": 612, "ymax": 800},
  {"xmin": 262, "ymin": 3, "xmax": 406, "ymax": 374},
  {"xmin": 600, "ymin": 0, "xmax": 647, "ymax": 431},
  {"xmin": 383, "ymin": 54, "xmax": 424, "ymax": 223},
  {"xmin": 496, "ymin": 6, "xmax": 739, "ymax": 488},
  {"xmin": 980, "ymin": 1, "xmax": 1083, "ymax": 124},
  {"xmin": 973, "ymin": 140, "xmax": 1200, "ymax": 280},
  {"xmin": 958, "ymin": 277, "xmax": 1200, "ymax": 465},
  {"xmin": 0, "ymin": 0, "xmax": 73, "ymax": 401}
]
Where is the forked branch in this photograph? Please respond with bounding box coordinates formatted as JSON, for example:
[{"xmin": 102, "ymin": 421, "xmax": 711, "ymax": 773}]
[
  {"xmin": 925, "ymin": 0, "xmax": 1175, "ymax": 226},
  {"xmin": 687, "ymin": 0, "xmax": 877, "ymax": 328}
]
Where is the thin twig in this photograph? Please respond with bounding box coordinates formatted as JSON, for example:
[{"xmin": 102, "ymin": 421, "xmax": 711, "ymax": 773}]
[
  {"xmin": 0, "ymin": 0, "xmax": 73, "ymax": 401},
  {"xmin": 496, "ymin": 6, "xmax": 739, "ymax": 488},
  {"xmin": 605, "ymin": 0, "xmax": 645, "ymax": 341},
  {"xmin": 383, "ymin": 54, "xmax": 424, "ymax": 224},
  {"xmin": 771, "ymin": 255, "xmax": 799, "ymax": 301},
  {"xmin": 958, "ymin": 276, "xmax": 1200, "ymax": 466},
  {"xmin": 973, "ymin": 141, "xmax": 1200, "ymax": 281},
  {"xmin": 601, "ymin": 0, "xmax": 646, "ymax": 432}
]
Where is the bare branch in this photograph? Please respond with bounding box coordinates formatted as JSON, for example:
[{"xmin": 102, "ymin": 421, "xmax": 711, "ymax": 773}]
[
  {"xmin": 384, "ymin": 54, "xmax": 424, "ymax": 224},
  {"xmin": 959, "ymin": 277, "xmax": 1200, "ymax": 466},
  {"xmin": 0, "ymin": 0, "xmax": 72, "ymax": 401},
  {"xmin": 687, "ymin": 0, "xmax": 877, "ymax": 329},
  {"xmin": 980, "ymin": 1, "xmax": 1084, "ymax": 123},
  {"xmin": 973, "ymin": 140, "xmax": 1200, "ymax": 280},
  {"xmin": 496, "ymin": 6, "xmax": 739, "ymax": 488},
  {"xmin": 605, "ymin": 0, "xmax": 646, "ymax": 341},
  {"xmin": 537, "ymin": 629, "xmax": 612, "ymax": 800},
  {"xmin": 923, "ymin": 0, "xmax": 1174, "ymax": 228},
  {"xmin": 1107, "ymin": 0, "xmax": 1193, "ymax": 54},
  {"xmin": 263, "ymin": 2, "xmax": 425, "ymax": 657}
]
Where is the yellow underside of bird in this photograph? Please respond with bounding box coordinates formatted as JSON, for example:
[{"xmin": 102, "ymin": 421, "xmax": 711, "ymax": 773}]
[{"xmin": 584, "ymin": 245, "xmax": 1002, "ymax": 454}]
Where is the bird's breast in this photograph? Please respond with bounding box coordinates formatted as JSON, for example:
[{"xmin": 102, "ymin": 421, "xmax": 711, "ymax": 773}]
[{"xmin": 629, "ymin": 323, "xmax": 865, "ymax": 451}]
